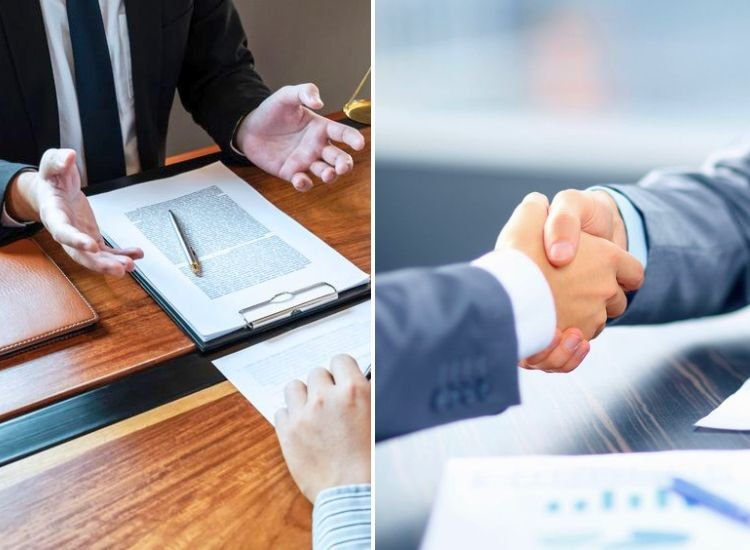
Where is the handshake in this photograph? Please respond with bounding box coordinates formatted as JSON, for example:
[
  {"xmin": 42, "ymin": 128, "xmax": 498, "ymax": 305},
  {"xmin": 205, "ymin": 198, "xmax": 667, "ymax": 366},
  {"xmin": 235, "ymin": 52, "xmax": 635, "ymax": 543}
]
[{"xmin": 497, "ymin": 189, "xmax": 644, "ymax": 373}]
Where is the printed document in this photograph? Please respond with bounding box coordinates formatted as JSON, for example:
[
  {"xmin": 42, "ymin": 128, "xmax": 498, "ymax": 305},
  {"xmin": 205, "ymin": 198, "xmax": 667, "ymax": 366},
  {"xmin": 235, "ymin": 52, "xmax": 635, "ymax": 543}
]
[
  {"xmin": 422, "ymin": 451, "xmax": 750, "ymax": 549},
  {"xmin": 89, "ymin": 163, "xmax": 369, "ymax": 341},
  {"xmin": 695, "ymin": 378, "xmax": 750, "ymax": 431},
  {"xmin": 212, "ymin": 301, "xmax": 370, "ymax": 424}
]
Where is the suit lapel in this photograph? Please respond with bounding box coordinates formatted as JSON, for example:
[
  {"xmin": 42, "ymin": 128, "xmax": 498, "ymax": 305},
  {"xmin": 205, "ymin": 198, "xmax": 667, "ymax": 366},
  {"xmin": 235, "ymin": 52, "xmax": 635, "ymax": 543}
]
[
  {"xmin": 0, "ymin": 0, "xmax": 60, "ymax": 156},
  {"xmin": 124, "ymin": 0, "xmax": 162, "ymax": 169}
]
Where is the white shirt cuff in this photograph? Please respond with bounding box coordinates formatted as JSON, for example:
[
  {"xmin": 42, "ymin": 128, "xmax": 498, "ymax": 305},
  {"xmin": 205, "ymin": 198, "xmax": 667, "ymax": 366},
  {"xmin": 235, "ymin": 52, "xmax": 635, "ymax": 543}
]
[
  {"xmin": 1, "ymin": 204, "xmax": 33, "ymax": 228},
  {"xmin": 471, "ymin": 248, "xmax": 556, "ymax": 359},
  {"xmin": 590, "ymin": 186, "xmax": 649, "ymax": 268}
]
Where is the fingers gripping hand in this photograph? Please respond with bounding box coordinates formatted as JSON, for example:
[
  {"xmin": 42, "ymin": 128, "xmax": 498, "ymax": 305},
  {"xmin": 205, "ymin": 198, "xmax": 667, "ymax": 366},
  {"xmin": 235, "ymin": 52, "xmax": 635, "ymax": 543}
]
[{"xmin": 520, "ymin": 328, "xmax": 591, "ymax": 373}]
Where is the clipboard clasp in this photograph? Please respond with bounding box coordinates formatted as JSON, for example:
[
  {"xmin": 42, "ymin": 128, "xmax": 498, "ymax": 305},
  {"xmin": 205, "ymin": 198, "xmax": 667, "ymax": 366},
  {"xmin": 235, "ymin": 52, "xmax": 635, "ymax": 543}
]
[{"xmin": 238, "ymin": 282, "xmax": 339, "ymax": 330}]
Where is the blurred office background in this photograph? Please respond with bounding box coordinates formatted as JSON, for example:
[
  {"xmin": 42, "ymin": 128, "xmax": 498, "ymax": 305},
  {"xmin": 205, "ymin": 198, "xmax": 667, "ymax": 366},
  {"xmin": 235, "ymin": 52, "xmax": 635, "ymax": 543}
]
[
  {"xmin": 376, "ymin": 0, "xmax": 750, "ymax": 271},
  {"xmin": 166, "ymin": 0, "xmax": 371, "ymax": 156}
]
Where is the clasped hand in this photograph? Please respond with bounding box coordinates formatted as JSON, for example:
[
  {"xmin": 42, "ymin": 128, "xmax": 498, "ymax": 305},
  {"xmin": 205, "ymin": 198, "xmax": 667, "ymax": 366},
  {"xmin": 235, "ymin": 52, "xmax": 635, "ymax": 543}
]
[{"xmin": 497, "ymin": 191, "xmax": 643, "ymax": 373}]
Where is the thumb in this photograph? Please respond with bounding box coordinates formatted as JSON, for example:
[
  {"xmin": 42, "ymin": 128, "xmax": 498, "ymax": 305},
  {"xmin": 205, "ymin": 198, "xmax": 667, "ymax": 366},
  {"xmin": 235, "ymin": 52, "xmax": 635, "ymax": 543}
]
[
  {"xmin": 544, "ymin": 190, "xmax": 594, "ymax": 267},
  {"xmin": 298, "ymin": 83, "xmax": 324, "ymax": 110},
  {"xmin": 276, "ymin": 84, "xmax": 324, "ymax": 110},
  {"xmin": 497, "ymin": 192, "xmax": 549, "ymax": 248},
  {"xmin": 39, "ymin": 149, "xmax": 76, "ymax": 180}
]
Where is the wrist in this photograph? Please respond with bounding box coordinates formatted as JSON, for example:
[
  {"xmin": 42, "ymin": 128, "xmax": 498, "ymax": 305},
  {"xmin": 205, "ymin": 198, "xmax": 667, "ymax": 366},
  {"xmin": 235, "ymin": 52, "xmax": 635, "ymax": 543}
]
[
  {"xmin": 232, "ymin": 112, "xmax": 252, "ymax": 154},
  {"xmin": 472, "ymin": 248, "xmax": 557, "ymax": 358},
  {"xmin": 5, "ymin": 170, "xmax": 40, "ymax": 223},
  {"xmin": 593, "ymin": 190, "xmax": 627, "ymax": 250}
]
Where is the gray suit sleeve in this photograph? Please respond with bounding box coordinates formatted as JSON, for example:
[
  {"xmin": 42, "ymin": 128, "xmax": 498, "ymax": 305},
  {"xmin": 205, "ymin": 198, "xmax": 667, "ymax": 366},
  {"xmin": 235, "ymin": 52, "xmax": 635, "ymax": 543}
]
[
  {"xmin": 0, "ymin": 161, "xmax": 39, "ymax": 246},
  {"xmin": 606, "ymin": 140, "xmax": 750, "ymax": 324},
  {"xmin": 375, "ymin": 263, "xmax": 521, "ymax": 441}
]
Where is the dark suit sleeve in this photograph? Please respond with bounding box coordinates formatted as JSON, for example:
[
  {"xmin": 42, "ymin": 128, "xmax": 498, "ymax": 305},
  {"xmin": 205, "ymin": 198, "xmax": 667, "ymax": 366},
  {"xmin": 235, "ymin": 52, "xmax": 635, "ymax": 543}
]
[
  {"xmin": 375, "ymin": 263, "xmax": 521, "ymax": 441},
  {"xmin": 0, "ymin": 162, "xmax": 39, "ymax": 246},
  {"xmin": 178, "ymin": 0, "xmax": 271, "ymax": 157},
  {"xmin": 607, "ymin": 141, "xmax": 750, "ymax": 325}
]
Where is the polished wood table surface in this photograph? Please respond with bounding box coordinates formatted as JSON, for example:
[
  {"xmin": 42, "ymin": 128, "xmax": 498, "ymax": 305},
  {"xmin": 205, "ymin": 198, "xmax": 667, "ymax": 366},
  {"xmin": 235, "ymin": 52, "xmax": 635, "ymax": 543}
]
[
  {"xmin": 375, "ymin": 307, "xmax": 750, "ymax": 550},
  {"xmin": 0, "ymin": 123, "xmax": 370, "ymax": 549}
]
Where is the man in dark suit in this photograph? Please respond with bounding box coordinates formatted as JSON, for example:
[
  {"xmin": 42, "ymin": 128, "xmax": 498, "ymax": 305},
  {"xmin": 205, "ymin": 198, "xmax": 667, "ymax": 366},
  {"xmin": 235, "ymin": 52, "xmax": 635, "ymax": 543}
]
[
  {"xmin": 374, "ymin": 193, "xmax": 644, "ymax": 440},
  {"xmin": 0, "ymin": 0, "xmax": 364, "ymax": 275}
]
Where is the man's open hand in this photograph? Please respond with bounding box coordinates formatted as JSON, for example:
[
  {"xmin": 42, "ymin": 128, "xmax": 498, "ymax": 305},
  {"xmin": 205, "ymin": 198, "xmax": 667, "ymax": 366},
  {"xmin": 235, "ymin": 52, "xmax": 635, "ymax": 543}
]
[
  {"xmin": 236, "ymin": 84, "xmax": 366, "ymax": 192},
  {"xmin": 7, "ymin": 149, "xmax": 143, "ymax": 276}
]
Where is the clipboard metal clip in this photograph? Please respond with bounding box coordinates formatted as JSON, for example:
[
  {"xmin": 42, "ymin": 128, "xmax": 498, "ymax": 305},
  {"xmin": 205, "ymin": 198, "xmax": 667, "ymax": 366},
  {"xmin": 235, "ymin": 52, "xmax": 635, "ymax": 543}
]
[{"xmin": 238, "ymin": 282, "xmax": 339, "ymax": 331}]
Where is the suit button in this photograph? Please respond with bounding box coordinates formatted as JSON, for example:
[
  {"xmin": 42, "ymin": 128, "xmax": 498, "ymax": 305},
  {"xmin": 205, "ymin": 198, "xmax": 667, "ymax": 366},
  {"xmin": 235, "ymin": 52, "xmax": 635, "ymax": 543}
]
[{"xmin": 431, "ymin": 388, "xmax": 449, "ymax": 412}]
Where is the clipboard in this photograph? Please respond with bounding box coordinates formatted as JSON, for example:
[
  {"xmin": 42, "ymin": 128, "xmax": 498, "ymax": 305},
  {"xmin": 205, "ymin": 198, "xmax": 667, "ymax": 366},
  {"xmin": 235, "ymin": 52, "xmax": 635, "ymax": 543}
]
[{"xmin": 87, "ymin": 154, "xmax": 371, "ymax": 354}]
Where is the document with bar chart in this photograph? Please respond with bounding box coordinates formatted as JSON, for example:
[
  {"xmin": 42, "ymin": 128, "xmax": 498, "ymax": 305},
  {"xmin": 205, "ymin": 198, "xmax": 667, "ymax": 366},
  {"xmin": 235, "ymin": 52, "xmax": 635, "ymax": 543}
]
[{"xmin": 421, "ymin": 451, "xmax": 750, "ymax": 549}]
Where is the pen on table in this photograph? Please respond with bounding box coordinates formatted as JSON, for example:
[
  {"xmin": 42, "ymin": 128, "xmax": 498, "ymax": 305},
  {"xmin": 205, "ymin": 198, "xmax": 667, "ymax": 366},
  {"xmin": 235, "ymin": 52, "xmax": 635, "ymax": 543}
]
[
  {"xmin": 363, "ymin": 363, "xmax": 371, "ymax": 381},
  {"xmin": 670, "ymin": 477, "xmax": 750, "ymax": 527},
  {"xmin": 168, "ymin": 209, "xmax": 202, "ymax": 277}
]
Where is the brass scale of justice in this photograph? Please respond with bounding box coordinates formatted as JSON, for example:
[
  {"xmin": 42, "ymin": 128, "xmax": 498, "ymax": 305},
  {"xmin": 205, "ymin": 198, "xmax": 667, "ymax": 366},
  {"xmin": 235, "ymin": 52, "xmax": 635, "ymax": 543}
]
[{"xmin": 343, "ymin": 67, "xmax": 371, "ymax": 125}]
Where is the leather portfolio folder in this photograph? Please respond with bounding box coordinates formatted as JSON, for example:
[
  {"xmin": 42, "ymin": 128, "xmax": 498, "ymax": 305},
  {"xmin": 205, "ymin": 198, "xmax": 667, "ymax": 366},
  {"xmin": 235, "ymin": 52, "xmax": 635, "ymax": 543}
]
[{"xmin": 0, "ymin": 239, "xmax": 98, "ymax": 357}]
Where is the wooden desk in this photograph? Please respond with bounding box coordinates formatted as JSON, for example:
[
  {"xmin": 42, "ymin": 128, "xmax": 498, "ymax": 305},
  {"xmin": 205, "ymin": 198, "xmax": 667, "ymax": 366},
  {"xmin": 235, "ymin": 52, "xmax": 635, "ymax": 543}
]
[
  {"xmin": 375, "ymin": 308, "xmax": 750, "ymax": 550},
  {"xmin": 0, "ymin": 123, "xmax": 370, "ymax": 549}
]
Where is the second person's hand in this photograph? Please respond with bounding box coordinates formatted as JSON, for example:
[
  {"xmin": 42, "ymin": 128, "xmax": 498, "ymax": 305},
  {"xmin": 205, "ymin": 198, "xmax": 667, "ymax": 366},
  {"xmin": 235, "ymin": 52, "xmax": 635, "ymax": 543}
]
[
  {"xmin": 544, "ymin": 188, "xmax": 628, "ymax": 266},
  {"xmin": 275, "ymin": 354, "xmax": 371, "ymax": 504}
]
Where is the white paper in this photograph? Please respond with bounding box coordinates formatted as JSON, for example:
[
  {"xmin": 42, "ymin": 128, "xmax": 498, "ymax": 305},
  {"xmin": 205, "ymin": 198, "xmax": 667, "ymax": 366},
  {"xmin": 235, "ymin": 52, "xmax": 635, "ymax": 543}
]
[
  {"xmin": 422, "ymin": 451, "xmax": 750, "ymax": 550},
  {"xmin": 89, "ymin": 163, "xmax": 369, "ymax": 340},
  {"xmin": 212, "ymin": 301, "xmax": 370, "ymax": 424},
  {"xmin": 695, "ymin": 378, "xmax": 750, "ymax": 431}
]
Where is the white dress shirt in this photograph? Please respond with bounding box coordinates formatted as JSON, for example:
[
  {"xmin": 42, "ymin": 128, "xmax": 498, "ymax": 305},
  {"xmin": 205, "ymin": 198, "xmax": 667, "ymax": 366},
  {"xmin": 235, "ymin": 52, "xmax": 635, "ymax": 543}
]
[
  {"xmin": 1, "ymin": 0, "xmax": 140, "ymax": 227},
  {"xmin": 472, "ymin": 248, "xmax": 557, "ymax": 359},
  {"xmin": 40, "ymin": 0, "xmax": 141, "ymax": 184}
]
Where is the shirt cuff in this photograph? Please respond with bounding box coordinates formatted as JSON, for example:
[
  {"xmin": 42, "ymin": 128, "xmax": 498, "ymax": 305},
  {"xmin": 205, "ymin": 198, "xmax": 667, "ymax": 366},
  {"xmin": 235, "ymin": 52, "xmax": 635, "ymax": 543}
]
[
  {"xmin": 471, "ymin": 248, "xmax": 556, "ymax": 359},
  {"xmin": 230, "ymin": 114, "xmax": 250, "ymax": 158},
  {"xmin": 1, "ymin": 204, "xmax": 34, "ymax": 228},
  {"xmin": 313, "ymin": 484, "xmax": 371, "ymax": 550},
  {"xmin": 590, "ymin": 186, "xmax": 649, "ymax": 268}
]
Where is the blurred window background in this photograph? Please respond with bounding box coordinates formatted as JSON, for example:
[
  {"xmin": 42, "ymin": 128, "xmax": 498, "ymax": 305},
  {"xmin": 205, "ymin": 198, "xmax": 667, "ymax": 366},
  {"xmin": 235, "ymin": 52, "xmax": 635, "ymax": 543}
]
[{"xmin": 375, "ymin": 0, "xmax": 750, "ymax": 271}]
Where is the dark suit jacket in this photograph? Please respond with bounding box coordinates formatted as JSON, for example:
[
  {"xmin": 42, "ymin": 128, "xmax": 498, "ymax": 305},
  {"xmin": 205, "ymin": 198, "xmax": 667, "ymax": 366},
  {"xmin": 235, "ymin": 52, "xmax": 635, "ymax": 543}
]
[
  {"xmin": 0, "ymin": 0, "xmax": 270, "ymax": 244},
  {"xmin": 375, "ymin": 263, "xmax": 522, "ymax": 441}
]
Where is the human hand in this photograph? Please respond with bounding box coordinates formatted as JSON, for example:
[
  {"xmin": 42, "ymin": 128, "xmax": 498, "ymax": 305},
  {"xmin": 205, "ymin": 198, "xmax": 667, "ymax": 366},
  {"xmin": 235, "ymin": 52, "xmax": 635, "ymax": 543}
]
[
  {"xmin": 544, "ymin": 189, "xmax": 627, "ymax": 266},
  {"xmin": 5, "ymin": 149, "xmax": 143, "ymax": 276},
  {"xmin": 236, "ymin": 84, "xmax": 366, "ymax": 192},
  {"xmin": 526, "ymin": 189, "xmax": 632, "ymax": 371},
  {"xmin": 274, "ymin": 355, "xmax": 371, "ymax": 503},
  {"xmin": 497, "ymin": 193, "xmax": 643, "ymax": 371}
]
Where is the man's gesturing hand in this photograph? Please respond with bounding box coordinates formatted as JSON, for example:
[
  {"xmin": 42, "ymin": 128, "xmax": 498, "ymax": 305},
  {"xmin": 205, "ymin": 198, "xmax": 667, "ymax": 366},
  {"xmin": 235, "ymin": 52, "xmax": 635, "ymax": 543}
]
[
  {"xmin": 544, "ymin": 189, "xmax": 628, "ymax": 266},
  {"xmin": 275, "ymin": 355, "xmax": 371, "ymax": 503},
  {"xmin": 237, "ymin": 84, "xmax": 366, "ymax": 192},
  {"xmin": 497, "ymin": 193, "xmax": 644, "ymax": 371},
  {"xmin": 6, "ymin": 149, "xmax": 143, "ymax": 276}
]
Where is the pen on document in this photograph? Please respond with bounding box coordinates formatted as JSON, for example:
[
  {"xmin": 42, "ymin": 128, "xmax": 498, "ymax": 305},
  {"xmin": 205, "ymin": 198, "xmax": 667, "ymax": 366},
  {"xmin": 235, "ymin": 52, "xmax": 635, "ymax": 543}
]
[
  {"xmin": 168, "ymin": 209, "xmax": 202, "ymax": 276},
  {"xmin": 363, "ymin": 364, "xmax": 371, "ymax": 381},
  {"xmin": 670, "ymin": 477, "xmax": 750, "ymax": 527}
]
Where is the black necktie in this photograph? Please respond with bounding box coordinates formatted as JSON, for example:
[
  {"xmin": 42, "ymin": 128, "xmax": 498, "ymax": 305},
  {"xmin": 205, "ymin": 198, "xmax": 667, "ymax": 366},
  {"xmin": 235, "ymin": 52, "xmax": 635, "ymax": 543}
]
[{"xmin": 66, "ymin": 0, "xmax": 126, "ymax": 184}]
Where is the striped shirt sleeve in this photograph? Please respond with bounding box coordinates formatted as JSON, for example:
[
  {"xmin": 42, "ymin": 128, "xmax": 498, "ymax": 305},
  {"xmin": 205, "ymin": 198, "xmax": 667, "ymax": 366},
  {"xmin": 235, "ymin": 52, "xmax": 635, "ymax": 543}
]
[{"xmin": 312, "ymin": 484, "xmax": 371, "ymax": 550}]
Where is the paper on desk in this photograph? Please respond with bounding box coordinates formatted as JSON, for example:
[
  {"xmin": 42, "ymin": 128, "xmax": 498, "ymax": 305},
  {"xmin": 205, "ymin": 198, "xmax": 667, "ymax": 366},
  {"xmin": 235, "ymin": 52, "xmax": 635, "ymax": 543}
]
[
  {"xmin": 212, "ymin": 301, "xmax": 370, "ymax": 424},
  {"xmin": 695, "ymin": 378, "xmax": 750, "ymax": 431},
  {"xmin": 421, "ymin": 451, "xmax": 750, "ymax": 550},
  {"xmin": 89, "ymin": 162, "xmax": 369, "ymax": 341}
]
